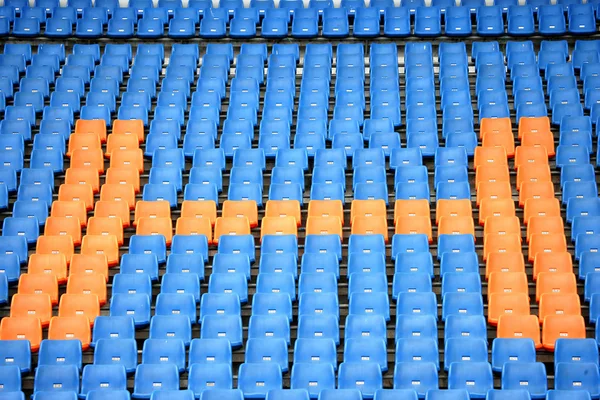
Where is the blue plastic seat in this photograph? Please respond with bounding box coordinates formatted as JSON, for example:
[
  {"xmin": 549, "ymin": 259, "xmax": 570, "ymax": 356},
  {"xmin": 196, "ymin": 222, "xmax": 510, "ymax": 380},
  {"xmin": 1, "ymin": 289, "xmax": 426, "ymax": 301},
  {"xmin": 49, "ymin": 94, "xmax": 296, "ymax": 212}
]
[
  {"xmin": 347, "ymin": 253, "xmax": 386, "ymax": 276},
  {"xmin": 300, "ymin": 253, "xmax": 339, "ymax": 278},
  {"xmin": 256, "ymin": 273, "xmax": 295, "ymax": 301},
  {"xmin": 486, "ymin": 390, "xmax": 533, "ymax": 400},
  {"xmin": 305, "ymin": 234, "xmax": 342, "ymax": 261},
  {"xmin": 0, "ymin": 340, "xmax": 30, "ymax": 373},
  {"xmin": 349, "ymin": 292, "xmax": 390, "ymax": 321},
  {"xmin": 248, "ymin": 315, "xmax": 290, "ymax": 345},
  {"xmin": 188, "ymin": 338, "xmax": 232, "ymax": 368},
  {"xmin": 253, "ymin": 293, "xmax": 293, "ymax": 321},
  {"xmin": 501, "ymin": 362, "xmax": 547, "ymax": 399},
  {"xmin": 212, "ymin": 254, "xmax": 251, "ymax": 280},
  {"xmin": 580, "ymin": 252, "xmax": 600, "ymax": 280},
  {"xmin": 132, "ymin": 364, "xmax": 179, "ymax": 399},
  {"xmin": 445, "ymin": 315, "xmax": 487, "ymax": 341},
  {"xmin": 441, "ymin": 273, "xmax": 481, "ymax": 296},
  {"xmin": 120, "ymin": 254, "xmax": 159, "ymax": 282},
  {"xmin": 448, "ymin": 362, "xmax": 493, "ymax": 398},
  {"xmin": 338, "ymin": 362, "xmax": 382, "ymax": 399},
  {"xmin": 394, "ymin": 362, "xmax": 438, "ymax": 398},
  {"xmin": 199, "ymin": 293, "xmax": 241, "ymax": 322},
  {"xmin": 290, "ymin": 364, "xmax": 335, "ymax": 399},
  {"xmin": 297, "ymin": 315, "xmax": 339, "ymax": 345},
  {"xmin": 93, "ymin": 338, "xmax": 137, "ymax": 374},
  {"xmin": 161, "ymin": 273, "xmax": 200, "ymax": 303},
  {"xmin": 395, "ymin": 338, "xmax": 439, "ymax": 369},
  {"xmin": 38, "ymin": 339, "xmax": 82, "ymax": 370},
  {"xmin": 0, "ymin": 365, "xmax": 21, "ymax": 393},
  {"xmin": 238, "ymin": 363, "xmax": 282, "ymax": 399},
  {"xmin": 208, "ymin": 272, "xmax": 247, "ymax": 303},
  {"xmin": 567, "ymin": 198, "xmax": 600, "ymax": 223},
  {"xmin": 442, "ymin": 293, "xmax": 484, "ymax": 321},
  {"xmin": 438, "ymin": 234, "xmax": 476, "ymax": 259},
  {"xmin": 129, "ymin": 235, "xmax": 167, "ymax": 264},
  {"xmin": 395, "ymin": 315, "xmax": 437, "ymax": 343},
  {"xmin": 217, "ymin": 235, "xmax": 255, "ymax": 262},
  {"xmin": 141, "ymin": 338, "xmax": 186, "ymax": 373},
  {"xmin": 81, "ymin": 364, "xmax": 127, "ymax": 397},
  {"xmin": 0, "ymin": 236, "xmax": 28, "ymax": 264},
  {"xmin": 34, "ymin": 365, "xmax": 79, "ymax": 394},
  {"xmin": 444, "ymin": 338, "xmax": 488, "ymax": 371},
  {"xmin": 391, "ymin": 234, "xmax": 430, "ymax": 260},
  {"xmin": 199, "ymin": 390, "xmax": 244, "ymax": 400},
  {"xmin": 555, "ymin": 338, "xmax": 599, "ymax": 365},
  {"xmin": 2, "ymin": 216, "xmax": 38, "ymax": 244},
  {"xmin": 188, "ymin": 364, "xmax": 233, "ymax": 397},
  {"xmin": 91, "ymin": 316, "xmax": 135, "ymax": 347},
  {"xmin": 110, "ymin": 294, "xmax": 151, "ymax": 327},
  {"xmin": 245, "ymin": 338, "xmax": 288, "ymax": 373},
  {"xmin": 155, "ymin": 293, "xmax": 197, "ymax": 323},
  {"xmin": 546, "ymin": 390, "xmax": 592, "ymax": 400},
  {"xmin": 392, "ymin": 273, "xmax": 432, "ymax": 299},
  {"xmin": 554, "ymin": 362, "xmax": 600, "ymax": 397},
  {"xmin": 299, "ymin": 292, "xmax": 340, "ymax": 320}
]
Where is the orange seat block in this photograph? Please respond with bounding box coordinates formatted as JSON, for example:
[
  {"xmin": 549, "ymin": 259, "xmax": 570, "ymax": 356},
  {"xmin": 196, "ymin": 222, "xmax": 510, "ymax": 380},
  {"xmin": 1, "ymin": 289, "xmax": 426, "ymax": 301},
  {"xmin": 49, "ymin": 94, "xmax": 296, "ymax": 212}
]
[
  {"xmin": 70, "ymin": 254, "xmax": 109, "ymax": 280},
  {"xmin": 394, "ymin": 199, "xmax": 431, "ymax": 220},
  {"xmin": 526, "ymin": 216, "xmax": 564, "ymax": 243},
  {"xmin": 518, "ymin": 116, "xmax": 551, "ymax": 140},
  {"xmin": 75, "ymin": 119, "xmax": 107, "ymax": 143},
  {"xmin": 106, "ymin": 134, "xmax": 139, "ymax": 157},
  {"xmin": 308, "ymin": 200, "xmax": 345, "ymax": 225},
  {"xmin": 480, "ymin": 117, "xmax": 512, "ymax": 139},
  {"xmin": 351, "ymin": 200, "xmax": 387, "ymax": 223},
  {"xmin": 486, "ymin": 252, "xmax": 526, "ymax": 280},
  {"xmin": 497, "ymin": 314, "xmax": 542, "ymax": 349},
  {"xmin": 67, "ymin": 274, "xmax": 107, "ymax": 305},
  {"xmin": 58, "ymin": 293, "xmax": 100, "ymax": 326},
  {"xmin": 481, "ymin": 129, "xmax": 515, "ymax": 158},
  {"xmin": 264, "ymin": 200, "xmax": 302, "ymax": 227},
  {"xmin": 99, "ymin": 184, "xmax": 136, "ymax": 210},
  {"xmin": 488, "ymin": 272, "xmax": 529, "ymax": 295},
  {"xmin": 113, "ymin": 119, "xmax": 145, "ymax": 143},
  {"xmin": 87, "ymin": 217, "xmax": 124, "ymax": 246},
  {"xmin": 516, "ymin": 164, "xmax": 552, "ymax": 191},
  {"xmin": 479, "ymin": 198, "xmax": 516, "ymax": 226},
  {"xmin": 483, "ymin": 216, "xmax": 521, "ymax": 238},
  {"xmin": 44, "ymin": 216, "xmax": 82, "ymax": 246},
  {"xmin": 261, "ymin": 216, "xmax": 298, "ymax": 239},
  {"xmin": 94, "ymin": 200, "xmax": 131, "ymax": 229},
  {"xmin": 36, "ymin": 235, "xmax": 74, "ymax": 265},
  {"xmin": 536, "ymin": 272, "xmax": 577, "ymax": 302},
  {"xmin": 181, "ymin": 200, "xmax": 218, "ymax": 226},
  {"xmin": 18, "ymin": 273, "xmax": 59, "ymax": 305},
  {"xmin": 514, "ymin": 146, "xmax": 549, "ymax": 170},
  {"xmin": 47, "ymin": 316, "xmax": 91, "ymax": 350},
  {"xmin": 354, "ymin": 216, "xmax": 390, "ymax": 242},
  {"xmin": 523, "ymin": 198, "xmax": 561, "ymax": 224},
  {"xmin": 134, "ymin": 201, "xmax": 171, "ymax": 226},
  {"xmin": 10, "ymin": 293, "xmax": 52, "ymax": 327},
  {"xmin": 0, "ymin": 316, "xmax": 42, "ymax": 352},
  {"xmin": 394, "ymin": 216, "xmax": 430, "ymax": 242},
  {"xmin": 58, "ymin": 183, "xmax": 94, "ymax": 211},
  {"xmin": 110, "ymin": 149, "xmax": 145, "ymax": 173},
  {"xmin": 542, "ymin": 315, "xmax": 586, "ymax": 351},
  {"xmin": 475, "ymin": 165, "xmax": 510, "ymax": 186},
  {"xmin": 539, "ymin": 293, "xmax": 581, "ymax": 325},
  {"xmin": 529, "ymin": 233, "xmax": 567, "ymax": 262},
  {"xmin": 435, "ymin": 200, "xmax": 472, "ymax": 225},
  {"xmin": 519, "ymin": 181, "xmax": 555, "ymax": 208},
  {"xmin": 67, "ymin": 133, "xmax": 101, "ymax": 157},
  {"xmin": 105, "ymin": 167, "xmax": 141, "ymax": 194},
  {"xmin": 438, "ymin": 216, "xmax": 475, "ymax": 237},
  {"xmin": 483, "ymin": 233, "xmax": 522, "ymax": 261},
  {"xmin": 488, "ymin": 293, "xmax": 530, "ymax": 326},
  {"xmin": 27, "ymin": 253, "xmax": 68, "ymax": 284},
  {"xmin": 222, "ymin": 200, "xmax": 259, "ymax": 228},
  {"xmin": 213, "ymin": 217, "xmax": 251, "ymax": 244},
  {"xmin": 51, "ymin": 201, "xmax": 88, "ymax": 227},
  {"xmin": 474, "ymin": 146, "xmax": 508, "ymax": 170},
  {"xmin": 175, "ymin": 217, "xmax": 212, "ymax": 241},
  {"xmin": 533, "ymin": 252, "xmax": 573, "ymax": 281},
  {"xmin": 70, "ymin": 148, "xmax": 104, "ymax": 174},
  {"xmin": 476, "ymin": 181, "xmax": 513, "ymax": 208},
  {"xmin": 65, "ymin": 168, "xmax": 100, "ymax": 194},
  {"xmin": 136, "ymin": 217, "xmax": 173, "ymax": 246},
  {"xmin": 80, "ymin": 235, "xmax": 120, "ymax": 266},
  {"xmin": 521, "ymin": 130, "xmax": 556, "ymax": 157},
  {"xmin": 305, "ymin": 216, "xmax": 343, "ymax": 239}
]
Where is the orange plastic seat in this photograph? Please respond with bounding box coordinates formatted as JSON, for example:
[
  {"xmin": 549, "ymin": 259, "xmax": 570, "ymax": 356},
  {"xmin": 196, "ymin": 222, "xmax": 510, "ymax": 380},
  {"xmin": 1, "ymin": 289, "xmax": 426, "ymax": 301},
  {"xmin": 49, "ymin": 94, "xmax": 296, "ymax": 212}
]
[
  {"xmin": 67, "ymin": 133, "xmax": 101, "ymax": 156},
  {"xmin": 70, "ymin": 148, "xmax": 105, "ymax": 174},
  {"xmin": 518, "ymin": 181, "xmax": 555, "ymax": 208},
  {"xmin": 65, "ymin": 168, "xmax": 100, "ymax": 193},
  {"xmin": 473, "ymin": 146, "xmax": 508, "ymax": 170},
  {"xmin": 483, "ymin": 233, "xmax": 522, "ymax": 261},
  {"xmin": 475, "ymin": 165, "xmax": 510, "ymax": 186},
  {"xmin": 394, "ymin": 199, "xmax": 431, "ymax": 220},
  {"xmin": 58, "ymin": 183, "xmax": 94, "ymax": 211},
  {"xmin": 58, "ymin": 293, "xmax": 100, "ymax": 325},
  {"xmin": 523, "ymin": 198, "xmax": 561, "ymax": 224},
  {"xmin": 353, "ymin": 216, "xmax": 390, "ymax": 242},
  {"xmin": 136, "ymin": 217, "xmax": 173, "ymax": 246},
  {"xmin": 67, "ymin": 274, "xmax": 107, "ymax": 305},
  {"xmin": 36, "ymin": 235, "xmax": 74, "ymax": 265},
  {"xmin": 476, "ymin": 181, "xmax": 513, "ymax": 208},
  {"xmin": 105, "ymin": 167, "xmax": 141, "ymax": 194},
  {"xmin": 497, "ymin": 314, "xmax": 542, "ymax": 349},
  {"xmin": 10, "ymin": 293, "xmax": 52, "ymax": 327},
  {"xmin": 394, "ymin": 216, "xmax": 431, "ymax": 242},
  {"xmin": 536, "ymin": 272, "xmax": 577, "ymax": 302},
  {"xmin": 99, "ymin": 184, "xmax": 136, "ymax": 210},
  {"xmin": 181, "ymin": 200, "xmax": 218, "ymax": 226},
  {"xmin": 308, "ymin": 200, "xmax": 345, "ymax": 225},
  {"xmin": 435, "ymin": 200, "xmax": 472, "ymax": 225},
  {"xmin": 483, "ymin": 216, "xmax": 521, "ymax": 238},
  {"xmin": 305, "ymin": 216, "xmax": 343, "ymax": 239},
  {"xmin": 351, "ymin": 200, "xmax": 387, "ymax": 223},
  {"xmin": 514, "ymin": 146, "xmax": 549, "ymax": 170},
  {"xmin": 488, "ymin": 272, "xmax": 529, "ymax": 295},
  {"xmin": 70, "ymin": 254, "xmax": 109, "ymax": 280},
  {"xmin": 533, "ymin": 252, "xmax": 573, "ymax": 281},
  {"xmin": 486, "ymin": 252, "xmax": 526, "ymax": 280},
  {"xmin": 75, "ymin": 119, "xmax": 107, "ymax": 143},
  {"xmin": 481, "ymin": 128, "xmax": 515, "ymax": 158},
  {"xmin": 94, "ymin": 200, "xmax": 131, "ymax": 229},
  {"xmin": 51, "ymin": 201, "xmax": 88, "ymax": 227},
  {"xmin": 0, "ymin": 316, "xmax": 42, "ymax": 351},
  {"xmin": 541, "ymin": 315, "xmax": 586, "ymax": 351},
  {"xmin": 18, "ymin": 273, "xmax": 59, "ymax": 305},
  {"xmin": 213, "ymin": 217, "xmax": 251, "ymax": 244},
  {"xmin": 264, "ymin": 200, "xmax": 302, "ymax": 227},
  {"xmin": 488, "ymin": 293, "xmax": 530, "ymax": 326},
  {"xmin": 134, "ymin": 201, "xmax": 171, "ymax": 226},
  {"xmin": 47, "ymin": 316, "xmax": 91, "ymax": 350},
  {"xmin": 113, "ymin": 119, "xmax": 145, "ymax": 143},
  {"xmin": 106, "ymin": 134, "xmax": 139, "ymax": 157},
  {"xmin": 518, "ymin": 116, "xmax": 551, "ymax": 140},
  {"xmin": 520, "ymin": 130, "xmax": 556, "ymax": 157},
  {"xmin": 479, "ymin": 198, "xmax": 516, "ymax": 226},
  {"xmin": 27, "ymin": 253, "xmax": 68, "ymax": 284},
  {"xmin": 529, "ymin": 233, "xmax": 567, "ymax": 262},
  {"xmin": 438, "ymin": 216, "xmax": 475, "ymax": 237},
  {"xmin": 516, "ymin": 164, "xmax": 552, "ymax": 191},
  {"xmin": 110, "ymin": 149, "xmax": 144, "ymax": 173},
  {"xmin": 44, "ymin": 216, "xmax": 82, "ymax": 246},
  {"xmin": 480, "ymin": 117, "xmax": 512, "ymax": 139},
  {"xmin": 261, "ymin": 216, "xmax": 298, "ymax": 239},
  {"xmin": 80, "ymin": 235, "xmax": 120, "ymax": 266},
  {"xmin": 539, "ymin": 293, "xmax": 581, "ymax": 325},
  {"xmin": 222, "ymin": 200, "xmax": 259, "ymax": 228},
  {"xmin": 87, "ymin": 217, "xmax": 124, "ymax": 246},
  {"xmin": 526, "ymin": 216, "xmax": 564, "ymax": 243},
  {"xmin": 175, "ymin": 217, "xmax": 212, "ymax": 241}
]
